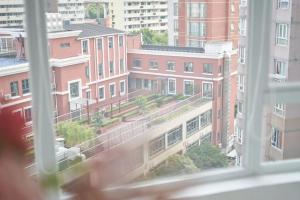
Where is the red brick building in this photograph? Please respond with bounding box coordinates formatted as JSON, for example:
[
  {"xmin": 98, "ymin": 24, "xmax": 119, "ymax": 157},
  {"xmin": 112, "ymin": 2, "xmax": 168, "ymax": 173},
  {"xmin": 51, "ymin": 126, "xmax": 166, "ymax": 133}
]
[
  {"xmin": 127, "ymin": 34, "xmax": 237, "ymax": 148},
  {"xmin": 168, "ymin": 0, "xmax": 239, "ymax": 49},
  {"xmin": 0, "ymin": 24, "xmax": 128, "ymax": 125}
]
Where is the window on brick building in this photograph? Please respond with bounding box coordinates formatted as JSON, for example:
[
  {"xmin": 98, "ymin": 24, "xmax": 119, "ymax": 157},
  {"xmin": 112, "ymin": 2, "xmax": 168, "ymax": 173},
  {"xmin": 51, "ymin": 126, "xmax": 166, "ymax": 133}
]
[
  {"xmin": 109, "ymin": 37, "xmax": 113, "ymax": 48},
  {"xmin": 24, "ymin": 107, "xmax": 32, "ymax": 123},
  {"xmin": 85, "ymin": 66, "xmax": 90, "ymax": 79},
  {"xmin": 97, "ymin": 38, "xmax": 102, "ymax": 50},
  {"xmin": 276, "ymin": 23, "xmax": 289, "ymax": 46},
  {"xmin": 187, "ymin": 3, "xmax": 206, "ymax": 18},
  {"xmin": 110, "ymin": 61, "xmax": 114, "ymax": 74},
  {"xmin": 184, "ymin": 80, "xmax": 194, "ymax": 96},
  {"xmin": 189, "ymin": 22, "xmax": 206, "ymax": 37},
  {"xmin": 10, "ymin": 81, "xmax": 19, "ymax": 97},
  {"xmin": 184, "ymin": 62, "xmax": 193, "ymax": 72},
  {"xmin": 120, "ymin": 59, "xmax": 125, "ymax": 73},
  {"xmin": 22, "ymin": 79, "xmax": 30, "ymax": 94},
  {"xmin": 120, "ymin": 80, "xmax": 125, "ymax": 95},
  {"xmin": 98, "ymin": 63, "xmax": 103, "ymax": 76},
  {"xmin": 271, "ymin": 127, "xmax": 282, "ymax": 149},
  {"xmin": 202, "ymin": 82, "xmax": 213, "ymax": 98},
  {"xmin": 69, "ymin": 81, "xmax": 80, "ymax": 99},
  {"xmin": 167, "ymin": 61, "xmax": 175, "ymax": 71},
  {"xmin": 119, "ymin": 35, "xmax": 123, "ymax": 47},
  {"xmin": 168, "ymin": 78, "xmax": 176, "ymax": 95},
  {"xmin": 82, "ymin": 40, "xmax": 88, "ymax": 54},
  {"xmin": 109, "ymin": 83, "xmax": 116, "ymax": 97},
  {"xmin": 149, "ymin": 60, "xmax": 158, "ymax": 69},
  {"xmin": 133, "ymin": 59, "xmax": 141, "ymax": 68},
  {"xmin": 99, "ymin": 86, "xmax": 105, "ymax": 100},
  {"xmin": 203, "ymin": 63, "xmax": 213, "ymax": 74},
  {"xmin": 60, "ymin": 42, "xmax": 70, "ymax": 48}
]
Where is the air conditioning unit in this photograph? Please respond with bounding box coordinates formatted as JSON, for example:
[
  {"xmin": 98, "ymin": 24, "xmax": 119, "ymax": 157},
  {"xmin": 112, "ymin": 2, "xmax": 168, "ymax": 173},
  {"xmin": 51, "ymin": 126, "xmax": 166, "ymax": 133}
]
[{"xmin": 4, "ymin": 94, "xmax": 11, "ymax": 100}]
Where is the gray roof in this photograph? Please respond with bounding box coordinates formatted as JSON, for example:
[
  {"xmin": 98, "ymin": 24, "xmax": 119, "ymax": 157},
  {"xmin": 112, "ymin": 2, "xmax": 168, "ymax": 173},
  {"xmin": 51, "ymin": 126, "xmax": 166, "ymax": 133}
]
[
  {"xmin": 64, "ymin": 23, "xmax": 124, "ymax": 38},
  {"xmin": 141, "ymin": 45, "xmax": 205, "ymax": 53},
  {"xmin": 0, "ymin": 57, "xmax": 27, "ymax": 68}
]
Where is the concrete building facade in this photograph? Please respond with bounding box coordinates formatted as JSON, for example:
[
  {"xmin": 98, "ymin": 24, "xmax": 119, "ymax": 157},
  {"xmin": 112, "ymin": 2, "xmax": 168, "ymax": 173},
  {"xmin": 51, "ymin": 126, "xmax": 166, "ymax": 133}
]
[
  {"xmin": 107, "ymin": 0, "xmax": 168, "ymax": 32},
  {"xmin": 235, "ymin": 0, "xmax": 300, "ymax": 165}
]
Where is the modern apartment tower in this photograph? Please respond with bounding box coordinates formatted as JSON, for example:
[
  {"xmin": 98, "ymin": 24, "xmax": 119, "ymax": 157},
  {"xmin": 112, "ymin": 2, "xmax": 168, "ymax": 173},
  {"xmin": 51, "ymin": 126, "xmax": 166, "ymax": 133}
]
[
  {"xmin": 0, "ymin": 0, "xmax": 84, "ymax": 28},
  {"xmin": 107, "ymin": 0, "xmax": 168, "ymax": 32},
  {"xmin": 235, "ymin": 0, "xmax": 300, "ymax": 165}
]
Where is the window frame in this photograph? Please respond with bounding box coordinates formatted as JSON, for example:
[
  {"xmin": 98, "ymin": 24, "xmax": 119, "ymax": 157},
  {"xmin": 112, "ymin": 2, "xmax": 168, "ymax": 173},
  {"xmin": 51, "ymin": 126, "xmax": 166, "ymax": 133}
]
[
  {"xmin": 22, "ymin": 79, "xmax": 30, "ymax": 95},
  {"xmin": 184, "ymin": 62, "xmax": 194, "ymax": 73},
  {"xmin": 183, "ymin": 79, "xmax": 194, "ymax": 96},
  {"xmin": 98, "ymin": 85, "xmax": 105, "ymax": 101},
  {"xmin": 167, "ymin": 78, "xmax": 176, "ymax": 95},
  {"xmin": 275, "ymin": 23, "xmax": 289, "ymax": 46},
  {"xmin": 109, "ymin": 82, "xmax": 116, "ymax": 97},
  {"xmin": 202, "ymin": 81, "xmax": 213, "ymax": 99},
  {"xmin": 81, "ymin": 39, "xmax": 89, "ymax": 54},
  {"xmin": 119, "ymin": 80, "xmax": 126, "ymax": 96}
]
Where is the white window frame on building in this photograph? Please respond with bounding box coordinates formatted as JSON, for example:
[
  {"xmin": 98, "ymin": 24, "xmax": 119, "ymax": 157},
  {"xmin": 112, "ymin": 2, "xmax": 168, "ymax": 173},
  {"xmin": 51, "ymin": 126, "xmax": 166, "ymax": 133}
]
[
  {"xmin": 271, "ymin": 127, "xmax": 282, "ymax": 150},
  {"xmin": 239, "ymin": 46, "xmax": 246, "ymax": 63},
  {"xmin": 24, "ymin": 106, "xmax": 32, "ymax": 124},
  {"xmin": 81, "ymin": 39, "xmax": 89, "ymax": 54},
  {"xmin": 184, "ymin": 62, "xmax": 194, "ymax": 73},
  {"xmin": 167, "ymin": 61, "xmax": 176, "ymax": 71},
  {"xmin": 120, "ymin": 80, "xmax": 126, "ymax": 96},
  {"xmin": 22, "ymin": 79, "xmax": 30, "ymax": 95},
  {"xmin": 168, "ymin": 78, "xmax": 176, "ymax": 95},
  {"xmin": 238, "ymin": 74, "xmax": 245, "ymax": 92},
  {"xmin": 274, "ymin": 59, "xmax": 287, "ymax": 78},
  {"xmin": 149, "ymin": 135, "xmax": 165, "ymax": 157},
  {"xmin": 184, "ymin": 80, "xmax": 194, "ymax": 96},
  {"xmin": 108, "ymin": 36, "xmax": 114, "ymax": 48},
  {"xmin": 187, "ymin": 3, "xmax": 207, "ymax": 18},
  {"xmin": 98, "ymin": 85, "xmax": 105, "ymax": 101},
  {"xmin": 273, "ymin": 103, "xmax": 286, "ymax": 116},
  {"xmin": 188, "ymin": 22, "xmax": 206, "ymax": 37},
  {"xmin": 276, "ymin": 23, "xmax": 289, "ymax": 46},
  {"xmin": 120, "ymin": 58, "xmax": 125, "ymax": 74},
  {"xmin": 10, "ymin": 81, "xmax": 19, "ymax": 97},
  {"xmin": 68, "ymin": 79, "xmax": 82, "ymax": 101},
  {"xmin": 167, "ymin": 125, "xmax": 183, "ymax": 147},
  {"xmin": 277, "ymin": 0, "xmax": 289, "ymax": 9},
  {"xmin": 186, "ymin": 116, "xmax": 200, "ymax": 137},
  {"xmin": 236, "ymin": 126, "xmax": 243, "ymax": 144},
  {"xmin": 109, "ymin": 82, "xmax": 116, "ymax": 97},
  {"xmin": 202, "ymin": 82, "xmax": 213, "ymax": 98},
  {"xmin": 203, "ymin": 63, "xmax": 213, "ymax": 74},
  {"xmin": 240, "ymin": 17, "xmax": 247, "ymax": 36}
]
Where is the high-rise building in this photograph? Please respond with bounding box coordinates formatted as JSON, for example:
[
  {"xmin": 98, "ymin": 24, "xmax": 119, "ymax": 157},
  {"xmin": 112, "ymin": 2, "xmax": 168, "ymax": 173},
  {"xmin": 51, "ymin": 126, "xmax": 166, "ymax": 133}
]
[
  {"xmin": 0, "ymin": 0, "xmax": 85, "ymax": 28},
  {"xmin": 235, "ymin": 0, "xmax": 300, "ymax": 165},
  {"xmin": 107, "ymin": 0, "xmax": 168, "ymax": 32},
  {"xmin": 168, "ymin": 0, "xmax": 239, "ymax": 49}
]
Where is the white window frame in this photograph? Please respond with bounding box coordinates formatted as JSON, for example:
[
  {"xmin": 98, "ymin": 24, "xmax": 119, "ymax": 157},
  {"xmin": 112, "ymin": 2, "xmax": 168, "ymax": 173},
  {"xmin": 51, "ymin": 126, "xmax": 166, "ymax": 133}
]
[
  {"xmin": 274, "ymin": 59, "xmax": 287, "ymax": 78},
  {"xmin": 276, "ymin": 23, "xmax": 289, "ymax": 46},
  {"xmin": 68, "ymin": 79, "xmax": 82, "ymax": 101},
  {"xmin": 108, "ymin": 36, "xmax": 114, "ymax": 48},
  {"xmin": 271, "ymin": 127, "xmax": 282, "ymax": 150},
  {"xmin": 277, "ymin": 0, "xmax": 289, "ymax": 9},
  {"xmin": 167, "ymin": 61, "xmax": 176, "ymax": 72},
  {"xmin": 168, "ymin": 78, "xmax": 176, "ymax": 95},
  {"xmin": 81, "ymin": 39, "xmax": 89, "ymax": 55},
  {"xmin": 184, "ymin": 62, "xmax": 194, "ymax": 73},
  {"xmin": 240, "ymin": 17, "xmax": 247, "ymax": 36},
  {"xmin": 238, "ymin": 74, "xmax": 245, "ymax": 92},
  {"xmin": 202, "ymin": 81, "xmax": 213, "ymax": 99},
  {"xmin": 24, "ymin": 106, "xmax": 32, "ymax": 124},
  {"xmin": 273, "ymin": 103, "xmax": 286, "ymax": 116},
  {"xmin": 109, "ymin": 82, "xmax": 116, "ymax": 97},
  {"xmin": 119, "ymin": 80, "xmax": 126, "ymax": 96},
  {"xmin": 23, "ymin": 1, "xmax": 300, "ymax": 199},
  {"xmin": 239, "ymin": 46, "xmax": 246, "ymax": 64},
  {"xmin": 98, "ymin": 85, "xmax": 105, "ymax": 101},
  {"xmin": 183, "ymin": 79, "xmax": 194, "ymax": 96}
]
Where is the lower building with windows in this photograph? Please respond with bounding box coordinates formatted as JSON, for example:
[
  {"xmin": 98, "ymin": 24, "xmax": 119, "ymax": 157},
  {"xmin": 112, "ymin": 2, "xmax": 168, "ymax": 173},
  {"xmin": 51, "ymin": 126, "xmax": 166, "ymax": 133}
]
[{"xmin": 127, "ymin": 34, "xmax": 238, "ymax": 150}]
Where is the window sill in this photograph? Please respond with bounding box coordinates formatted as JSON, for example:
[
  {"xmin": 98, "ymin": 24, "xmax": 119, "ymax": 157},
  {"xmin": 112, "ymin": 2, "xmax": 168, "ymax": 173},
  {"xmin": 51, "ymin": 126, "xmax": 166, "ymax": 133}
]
[
  {"xmin": 132, "ymin": 67, "xmax": 142, "ymax": 70},
  {"xmin": 184, "ymin": 71, "xmax": 194, "ymax": 74},
  {"xmin": 10, "ymin": 95, "xmax": 21, "ymax": 99},
  {"xmin": 149, "ymin": 68, "xmax": 159, "ymax": 71},
  {"xmin": 23, "ymin": 93, "xmax": 32, "ymax": 96},
  {"xmin": 202, "ymin": 73, "xmax": 213, "ymax": 75},
  {"xmin": 166, "ymin": 70, "xmax": 176, "ymax": 72}
]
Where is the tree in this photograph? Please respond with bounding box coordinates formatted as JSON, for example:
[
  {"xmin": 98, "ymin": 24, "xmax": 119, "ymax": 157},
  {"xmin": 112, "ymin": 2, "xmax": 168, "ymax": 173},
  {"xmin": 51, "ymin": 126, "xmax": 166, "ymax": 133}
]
[
  {"xmin": 148, "ymin": 154, "xmax": 198, "ymax": 178},
  {"xmin": 186, "ymin": 142, "xmax": 228, "ymax": 170},
  {"xmin": 134, "ymin": 96, "xmax": 147, "ymax": 113},
  {"xmin": 87, "ymin": 4, "xmax": 104, "ymax": 19},
  {"xmin": 132, "ymin": 29, "xmax": 168, "ymax": 45},
  {"xmin": 57, "ymin": 121, "xmax": 96, "ymax": 147}
]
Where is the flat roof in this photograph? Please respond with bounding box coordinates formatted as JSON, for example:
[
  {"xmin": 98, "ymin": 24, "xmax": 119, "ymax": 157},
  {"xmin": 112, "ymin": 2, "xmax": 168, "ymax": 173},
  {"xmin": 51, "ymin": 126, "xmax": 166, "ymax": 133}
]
[
  {"xmin": 64, "ymin": 23, "xmax": 124, "ymax": 38},
  {"xmin": 141, "ymin": 45, "xmax": 205, "ymax": 53},
  {"xmin": 0, "ymin": 57, "xmax": 27, "ymax": 68}
]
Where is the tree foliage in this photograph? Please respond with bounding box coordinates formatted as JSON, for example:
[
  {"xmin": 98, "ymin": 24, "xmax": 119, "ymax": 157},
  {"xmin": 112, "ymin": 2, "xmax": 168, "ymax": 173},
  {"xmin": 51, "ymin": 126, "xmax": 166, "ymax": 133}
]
[
  {"xmin": 148, "ymin": 154, "xmax": 198, "ymax": 178},
  {"xmin": 186, "ymin": 142, "xmax": 228, "ymax": 170},
  {"xmin": 87, "ymin": 4, "xmax": 104, "ymax": 19},
  {"xmin": 57, "ymin": 121, "xmax": 96, "ymax": 147},
  {"xmin": 132, "ymin": 29, "xmax": 168, "ymax": 45},
  {"xmin": 134, "ymin": 96, "xmax": 147, "ymax": 110}
]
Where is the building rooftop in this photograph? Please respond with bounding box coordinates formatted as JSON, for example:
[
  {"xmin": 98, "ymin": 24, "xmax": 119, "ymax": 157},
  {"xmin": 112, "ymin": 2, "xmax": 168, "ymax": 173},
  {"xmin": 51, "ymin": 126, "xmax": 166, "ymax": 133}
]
[
  {"xmin": 64, "ymin": 23, "xmax": 124, "ymax": 38},
  {"xmin": 0, "ymin": 57, "xmax": 27, "ymax": 68},
  {"xmin": 141, "ymin": 45, "xmax": 205, "ymax": 53}
]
